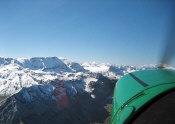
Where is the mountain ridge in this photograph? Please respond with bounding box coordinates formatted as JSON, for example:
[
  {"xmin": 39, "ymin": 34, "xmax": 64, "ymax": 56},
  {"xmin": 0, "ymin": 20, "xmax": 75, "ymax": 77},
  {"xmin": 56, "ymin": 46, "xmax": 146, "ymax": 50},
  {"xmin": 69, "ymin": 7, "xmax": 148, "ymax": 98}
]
[{"xmin": 0, "ymin": 57, "xmax": 161, "ymax": 124}]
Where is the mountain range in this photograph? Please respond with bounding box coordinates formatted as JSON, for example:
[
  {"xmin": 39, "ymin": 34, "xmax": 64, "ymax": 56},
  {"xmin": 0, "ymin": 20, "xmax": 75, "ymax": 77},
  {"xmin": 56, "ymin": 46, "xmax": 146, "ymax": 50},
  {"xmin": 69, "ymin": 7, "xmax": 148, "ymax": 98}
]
[{"xmin": 0, "ymin": 57, "xmax": 157, "ymax": 124}]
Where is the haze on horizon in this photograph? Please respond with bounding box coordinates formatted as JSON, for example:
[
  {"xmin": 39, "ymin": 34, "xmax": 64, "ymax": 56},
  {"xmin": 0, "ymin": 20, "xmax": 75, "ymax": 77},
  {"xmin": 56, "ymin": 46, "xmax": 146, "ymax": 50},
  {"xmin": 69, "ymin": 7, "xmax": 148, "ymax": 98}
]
[{"xmin": 0, "ymin": 0, "xmax": 174, "ymax": 65}]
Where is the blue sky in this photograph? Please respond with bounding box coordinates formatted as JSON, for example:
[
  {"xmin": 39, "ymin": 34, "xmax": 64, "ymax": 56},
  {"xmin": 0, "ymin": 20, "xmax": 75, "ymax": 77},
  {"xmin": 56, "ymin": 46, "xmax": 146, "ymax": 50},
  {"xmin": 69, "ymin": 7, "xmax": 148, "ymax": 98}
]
[{"xmin": 0, "ymin": 0, "xmax": 174, "ymax": 65}]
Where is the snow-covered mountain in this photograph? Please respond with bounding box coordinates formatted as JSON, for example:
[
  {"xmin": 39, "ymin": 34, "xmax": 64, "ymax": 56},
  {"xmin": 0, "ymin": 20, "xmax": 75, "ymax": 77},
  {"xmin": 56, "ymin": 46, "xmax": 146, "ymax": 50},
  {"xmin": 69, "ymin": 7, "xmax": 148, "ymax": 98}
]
[
  {"xmin": 0, "ymin": 57, "xmax": 158, "ymax": 124},
  {"xmin": 0, "ymin": 57, "xmax": 156, "ymax": 96},
  {"xmin": 82, "ymin": 61, "xmax": 157, "ymax": 79}
]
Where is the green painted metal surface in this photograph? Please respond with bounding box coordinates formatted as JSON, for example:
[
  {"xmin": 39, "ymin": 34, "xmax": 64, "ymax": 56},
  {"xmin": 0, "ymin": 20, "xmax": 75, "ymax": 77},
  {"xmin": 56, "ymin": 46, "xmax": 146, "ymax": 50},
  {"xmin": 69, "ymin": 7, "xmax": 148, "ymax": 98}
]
[{"xmin": 111, "ymin": 69, "xmax": 175, "ymax": 124}]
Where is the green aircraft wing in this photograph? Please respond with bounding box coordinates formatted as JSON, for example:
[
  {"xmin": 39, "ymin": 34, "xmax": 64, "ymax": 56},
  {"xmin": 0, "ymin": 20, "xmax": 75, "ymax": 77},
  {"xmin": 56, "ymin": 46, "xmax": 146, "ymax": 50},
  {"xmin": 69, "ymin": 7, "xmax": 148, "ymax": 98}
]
[{"xmin": 111, "ymin": 69, "xmax": 175, "ymax": 124}]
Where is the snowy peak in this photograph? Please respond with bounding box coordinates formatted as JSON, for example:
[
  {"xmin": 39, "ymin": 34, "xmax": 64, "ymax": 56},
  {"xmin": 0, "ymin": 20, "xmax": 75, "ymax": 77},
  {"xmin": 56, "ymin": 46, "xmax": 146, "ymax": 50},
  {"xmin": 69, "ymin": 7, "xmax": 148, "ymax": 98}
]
[
  {"xmin": 0, "ymin": 57, "xmax": 87, "ymax": 73},
  {"xmin": 60, "ymin": 58, "xmax": 87, "ymax": 72},
  {"xmin": 16, "ymin": 57, "xmax": 72, "ymax": 72},
  {"xmin": 82, "ymin": 62, "xmax": 110, "ymax": 73}
]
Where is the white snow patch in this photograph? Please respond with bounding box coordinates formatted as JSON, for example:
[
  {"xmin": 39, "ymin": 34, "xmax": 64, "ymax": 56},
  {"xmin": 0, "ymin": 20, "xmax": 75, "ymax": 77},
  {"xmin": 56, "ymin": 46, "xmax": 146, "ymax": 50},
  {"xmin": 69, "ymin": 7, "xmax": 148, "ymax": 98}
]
[
  {"xmin": 91, "ymin": 94, "xmax": 95, "ymax": 99},
  {"xmin": 84, "ymin": 78, "xmax": 97, "ymax": 92}
]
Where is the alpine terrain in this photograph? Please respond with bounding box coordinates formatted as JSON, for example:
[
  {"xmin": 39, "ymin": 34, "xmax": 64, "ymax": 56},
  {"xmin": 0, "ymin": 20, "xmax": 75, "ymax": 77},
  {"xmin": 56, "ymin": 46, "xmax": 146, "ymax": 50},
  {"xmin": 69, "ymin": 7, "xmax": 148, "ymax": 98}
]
[{"xmin": 0, "ymin": 57, "xmax": 157, "ymax": 124}]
